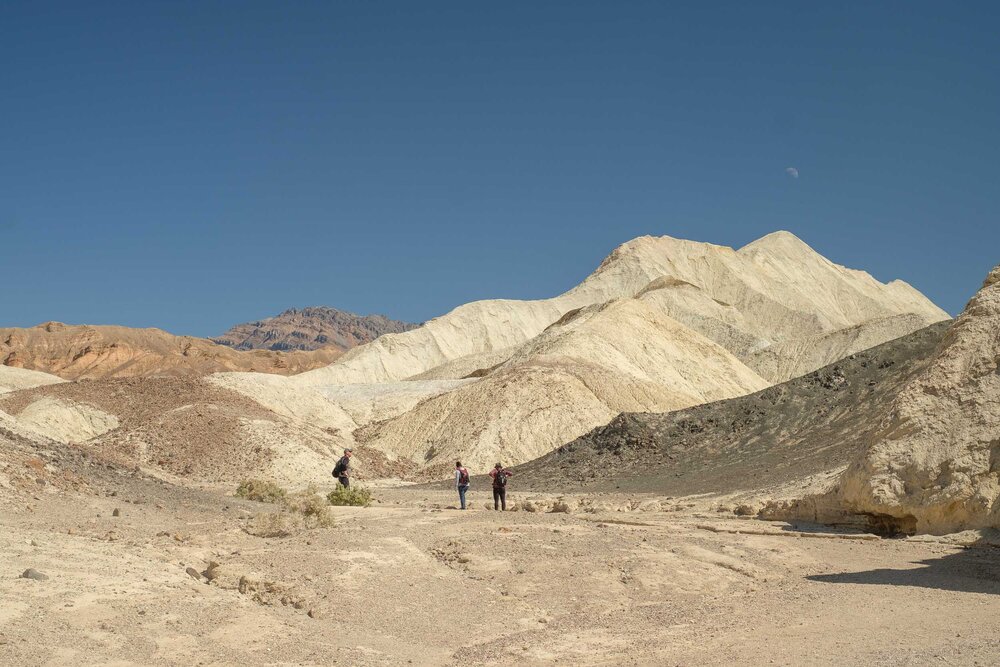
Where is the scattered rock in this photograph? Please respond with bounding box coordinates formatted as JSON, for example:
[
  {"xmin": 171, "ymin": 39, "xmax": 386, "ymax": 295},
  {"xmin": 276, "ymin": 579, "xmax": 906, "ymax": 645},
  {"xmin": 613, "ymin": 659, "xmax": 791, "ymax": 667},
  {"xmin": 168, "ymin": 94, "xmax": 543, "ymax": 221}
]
[
  {"xmin": 185, "ymin": 567, "xmax": 202, "ymax": 581},
  {"xmin": 112, "ymin": 508, "xmax": 120, "ymax": 517},
  {"xmin": 203, "ymin": 562, "xmax": 222, "ymax": 581},
  {"xmin": 20, "ymin": 568, "xmax": 48, "ymax": 581}
]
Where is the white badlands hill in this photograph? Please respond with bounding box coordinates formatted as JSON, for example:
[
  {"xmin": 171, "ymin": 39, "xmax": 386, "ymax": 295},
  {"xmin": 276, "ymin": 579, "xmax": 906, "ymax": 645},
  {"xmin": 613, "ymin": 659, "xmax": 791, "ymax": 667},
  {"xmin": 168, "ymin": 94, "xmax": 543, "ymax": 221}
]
[
  {"xmin": 0, "ymin": 365, "xmax": 64, "ymax": 395},
  {"xmin": 207, "ymin": 231, "xmax": 948, "ymax": 476}
]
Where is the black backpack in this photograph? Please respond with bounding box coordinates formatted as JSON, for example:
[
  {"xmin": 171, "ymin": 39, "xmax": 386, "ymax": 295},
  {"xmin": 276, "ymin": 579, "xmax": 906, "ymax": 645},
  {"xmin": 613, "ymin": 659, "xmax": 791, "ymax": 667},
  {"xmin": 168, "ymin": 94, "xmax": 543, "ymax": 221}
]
[
  {"xmin": 332, "ymin": 458, "xmax": 347, "ymax": 478},
  {"xmin": 494, "ymin": 469, "xmax": 508, "ymax": 487}
]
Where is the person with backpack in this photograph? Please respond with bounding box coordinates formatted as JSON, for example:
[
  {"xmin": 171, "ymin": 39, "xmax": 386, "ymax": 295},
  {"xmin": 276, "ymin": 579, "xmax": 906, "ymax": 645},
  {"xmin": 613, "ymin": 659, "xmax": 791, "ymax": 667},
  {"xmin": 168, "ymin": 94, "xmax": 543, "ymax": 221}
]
[
  {"xmin": 454, "ymin": 461, "xmax": 470, "ymax": 510},
  {"xmin": 489, "ymin": 462, "xmax": 512, "ymax": 511},
  {"xmin": 332, "ymin": 448, "xmax": 353, "ymax": 488}
]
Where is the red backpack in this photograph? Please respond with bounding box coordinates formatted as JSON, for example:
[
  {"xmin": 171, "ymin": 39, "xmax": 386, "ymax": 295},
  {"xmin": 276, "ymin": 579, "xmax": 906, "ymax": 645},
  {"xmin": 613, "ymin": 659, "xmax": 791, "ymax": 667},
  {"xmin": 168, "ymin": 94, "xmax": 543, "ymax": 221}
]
[{"xmin": 458, "ymin": 467, "xmax": 470, "ymax": 485}]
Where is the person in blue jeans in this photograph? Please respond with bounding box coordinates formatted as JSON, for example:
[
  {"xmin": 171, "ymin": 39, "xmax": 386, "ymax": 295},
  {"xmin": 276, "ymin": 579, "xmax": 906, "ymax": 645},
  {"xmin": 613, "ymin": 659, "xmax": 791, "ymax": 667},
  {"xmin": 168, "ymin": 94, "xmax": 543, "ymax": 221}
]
[{"xmin": 455, "ymin": 461, "xmax": 470, "ymax": 510}]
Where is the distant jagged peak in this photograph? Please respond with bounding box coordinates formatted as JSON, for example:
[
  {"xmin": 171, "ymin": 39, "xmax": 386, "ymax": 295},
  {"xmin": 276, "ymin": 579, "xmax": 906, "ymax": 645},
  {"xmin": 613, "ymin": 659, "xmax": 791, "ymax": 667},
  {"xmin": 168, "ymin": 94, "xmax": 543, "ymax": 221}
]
[{"xmin": 214, "ymin": 306, "xmax": 418, "ymax": 353}]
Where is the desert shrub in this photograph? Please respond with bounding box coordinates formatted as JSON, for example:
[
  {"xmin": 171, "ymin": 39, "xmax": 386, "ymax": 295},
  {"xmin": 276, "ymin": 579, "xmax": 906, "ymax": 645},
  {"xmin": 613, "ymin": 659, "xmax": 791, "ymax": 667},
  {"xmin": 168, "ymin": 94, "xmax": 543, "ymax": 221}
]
[
  {"xmin": 236, "ymin": 479, "xmax": 287, "ymax": 503},
  {"xmin": 245, "ymin": 512, "xmax": 296, "ymax": 538},
  {"xmin": 284, "ymin": 486, "xmax": 334, "ymax": 528},
  {"xmin": 327, "ymin": 485, "xmax": 373, "ymax": 507},
  {"xmin": 243, "ymin": 484, "xmax": 343, "ymax": 537}
]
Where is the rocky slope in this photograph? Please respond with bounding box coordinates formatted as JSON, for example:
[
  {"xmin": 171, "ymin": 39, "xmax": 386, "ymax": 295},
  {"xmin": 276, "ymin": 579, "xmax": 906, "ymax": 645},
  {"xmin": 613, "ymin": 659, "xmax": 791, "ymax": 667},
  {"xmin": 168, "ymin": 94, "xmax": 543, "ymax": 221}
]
[
  {"xmin": 776, "ymin": 264, "xmax": 1000, "ymax": 534},
  {"xmin": 0, "ymin": 322, "xmax": 340, "ymax": 380},
  {"xmin": 514, "ymin": 322, "xmax": 949, "ymax": 498},
  {"xmin": 214, "ymin": 306, "xmax": 417, "ymax": 352}
]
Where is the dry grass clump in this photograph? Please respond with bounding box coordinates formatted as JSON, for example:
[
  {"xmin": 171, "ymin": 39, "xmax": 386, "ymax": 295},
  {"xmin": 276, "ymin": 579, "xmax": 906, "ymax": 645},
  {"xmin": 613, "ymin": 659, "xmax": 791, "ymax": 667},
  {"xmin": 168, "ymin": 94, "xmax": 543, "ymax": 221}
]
[
  {"xmin": 327, "ymin": 485, "xmax": 373, "ymax": 507},
  {"xmin": 245, "ymin": 512, "xmax": 297, "ymax": 538},
  {"xmin": 235, "ymin": 479, "xmax": 287, "ymax": 503},
  {"xmin": 284, "ymin": 485, "xmax": 335, "ymax": 528}
]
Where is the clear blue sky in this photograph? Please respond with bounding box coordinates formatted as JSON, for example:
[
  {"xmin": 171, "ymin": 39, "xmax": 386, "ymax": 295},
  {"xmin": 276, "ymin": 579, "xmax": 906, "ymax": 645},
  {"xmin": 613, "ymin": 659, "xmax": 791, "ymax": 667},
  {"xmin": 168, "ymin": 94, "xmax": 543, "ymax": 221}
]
[{"xmin": 2, "ymin": 1, "xmax": 997, "ymax": 336}]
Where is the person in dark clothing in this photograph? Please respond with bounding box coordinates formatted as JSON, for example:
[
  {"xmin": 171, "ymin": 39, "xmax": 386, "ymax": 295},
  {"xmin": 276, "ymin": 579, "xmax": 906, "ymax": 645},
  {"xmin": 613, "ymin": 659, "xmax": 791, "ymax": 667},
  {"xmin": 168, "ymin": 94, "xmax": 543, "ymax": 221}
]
[
  {"xmin": 455, "ymin": 460, "xmax": 470, "ymax": 510},
  {"xmin": 332, "ymin": 448, "xmax": 353, "ymax": 487},
  {"xmin": 489, "ymin": 462, "xmax": 512, "ymax": 511}
]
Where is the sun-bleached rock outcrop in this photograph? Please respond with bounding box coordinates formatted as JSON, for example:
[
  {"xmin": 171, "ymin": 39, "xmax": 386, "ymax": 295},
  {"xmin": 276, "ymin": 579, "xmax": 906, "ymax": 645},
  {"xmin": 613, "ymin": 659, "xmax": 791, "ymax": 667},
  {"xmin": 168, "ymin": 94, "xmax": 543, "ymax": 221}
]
[
  {"xmin": 11, "ymin": 396, "xmax": 119, "ymax": 443},
  {"xmin": 830, "ymin": 265, "xmax": 1000, "ymax": 533}
]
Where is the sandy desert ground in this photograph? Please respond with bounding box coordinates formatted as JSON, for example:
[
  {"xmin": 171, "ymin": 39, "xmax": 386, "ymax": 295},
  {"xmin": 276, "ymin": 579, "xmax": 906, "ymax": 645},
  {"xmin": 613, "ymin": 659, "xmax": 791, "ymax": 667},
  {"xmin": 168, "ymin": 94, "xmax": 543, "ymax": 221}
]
[{"xmin": 3, "ymin": 466, "xmax": 999, "ymax": 666}]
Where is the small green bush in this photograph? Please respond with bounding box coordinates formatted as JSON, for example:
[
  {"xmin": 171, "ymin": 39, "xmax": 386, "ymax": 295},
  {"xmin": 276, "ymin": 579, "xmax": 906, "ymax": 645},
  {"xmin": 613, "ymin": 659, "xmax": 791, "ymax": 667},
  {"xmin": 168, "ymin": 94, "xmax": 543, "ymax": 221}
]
[
  {"xmin": 236, "ymin": 479, "xmax": 287, "ymax": 503},
  {"xmin": 327, "ymin": 485, "xmax": 373, "ymax": 507}
]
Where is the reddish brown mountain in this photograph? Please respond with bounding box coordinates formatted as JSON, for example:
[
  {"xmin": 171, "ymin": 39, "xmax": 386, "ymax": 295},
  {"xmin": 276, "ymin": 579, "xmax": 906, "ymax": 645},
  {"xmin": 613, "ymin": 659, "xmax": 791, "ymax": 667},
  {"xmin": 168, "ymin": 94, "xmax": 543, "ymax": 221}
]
[{"xmin": 0, "ymin": 321, "xmax": 340, "ymax": 380}]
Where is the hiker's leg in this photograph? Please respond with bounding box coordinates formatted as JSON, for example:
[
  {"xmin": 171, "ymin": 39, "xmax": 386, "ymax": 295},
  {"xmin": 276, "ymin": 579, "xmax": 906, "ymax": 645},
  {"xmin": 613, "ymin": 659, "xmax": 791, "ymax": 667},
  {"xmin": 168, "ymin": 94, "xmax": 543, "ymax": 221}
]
[
  {"xmin": 459, "ymin": 486, "xmax": 467, "ymax": 510},
  {"xmin": 499, "ymin": 488, "xmax": 507, "ymax": 511},
  {"xmin": 493, "ymin": 489, "xmax": 500, "ymax": 510},
  {"xmin": 340, "ymin": 476, "xmax": 349, "ymax": 488}
]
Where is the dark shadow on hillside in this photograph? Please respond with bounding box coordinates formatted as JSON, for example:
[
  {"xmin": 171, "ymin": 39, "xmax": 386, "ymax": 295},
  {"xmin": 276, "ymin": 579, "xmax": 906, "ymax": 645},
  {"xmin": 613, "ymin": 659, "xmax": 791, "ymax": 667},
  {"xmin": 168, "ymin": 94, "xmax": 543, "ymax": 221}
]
[{"xmin": 808, "ymin": 543, "xmax": 1000, "ymax": 595}]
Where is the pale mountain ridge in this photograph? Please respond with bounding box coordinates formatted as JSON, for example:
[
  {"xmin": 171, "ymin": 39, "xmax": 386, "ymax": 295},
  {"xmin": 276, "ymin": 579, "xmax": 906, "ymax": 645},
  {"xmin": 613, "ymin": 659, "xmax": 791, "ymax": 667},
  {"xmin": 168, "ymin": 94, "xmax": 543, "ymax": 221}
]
[
  {"xmin": 207, "ymin": 230, "xmax": 950, "ymax": 476},
  {"xmin": 291, "ymin": 231, "xmax": 947, "ymax": 388}
]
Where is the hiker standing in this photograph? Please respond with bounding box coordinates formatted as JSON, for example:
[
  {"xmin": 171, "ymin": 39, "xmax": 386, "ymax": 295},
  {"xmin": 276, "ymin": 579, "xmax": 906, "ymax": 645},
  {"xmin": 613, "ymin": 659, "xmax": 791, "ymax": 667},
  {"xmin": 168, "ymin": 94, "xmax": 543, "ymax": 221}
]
[
  {"xmin": 332, "ymin": 448, "xmax": 353, "ymax": 488},
  {"xmin": 455, "ymin": 461, "xmax": 470, "ymax": 510},
  {"xmin": 489, "ymin": 462, "xmax": 512, "ymax": 511}
]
